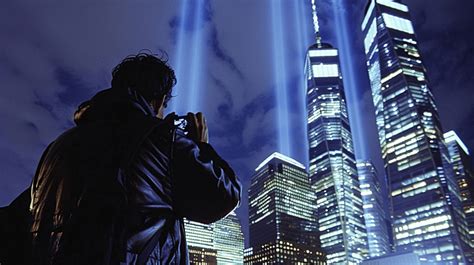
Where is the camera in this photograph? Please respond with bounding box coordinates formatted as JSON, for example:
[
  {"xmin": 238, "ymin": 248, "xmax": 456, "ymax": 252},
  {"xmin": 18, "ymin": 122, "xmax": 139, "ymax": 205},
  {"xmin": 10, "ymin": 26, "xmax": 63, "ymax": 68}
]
[{"xmin": 173, "ymin": 115, "xmax": 189, "ymax": 135}]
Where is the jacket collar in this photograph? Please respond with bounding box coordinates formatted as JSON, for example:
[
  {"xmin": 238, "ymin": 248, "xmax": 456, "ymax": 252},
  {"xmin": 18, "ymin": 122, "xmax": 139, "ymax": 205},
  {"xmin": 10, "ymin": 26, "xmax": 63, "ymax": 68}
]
[{"xmin": 74, "ymin": 88, "xmax": 157, "ymax": 125}]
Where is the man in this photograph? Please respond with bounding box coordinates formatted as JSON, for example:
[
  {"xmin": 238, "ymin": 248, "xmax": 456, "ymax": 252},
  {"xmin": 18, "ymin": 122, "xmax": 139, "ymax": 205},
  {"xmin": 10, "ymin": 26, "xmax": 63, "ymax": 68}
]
[{"xmin": 29, "ymin": 53, "xmax": 241, "ymax": 264}]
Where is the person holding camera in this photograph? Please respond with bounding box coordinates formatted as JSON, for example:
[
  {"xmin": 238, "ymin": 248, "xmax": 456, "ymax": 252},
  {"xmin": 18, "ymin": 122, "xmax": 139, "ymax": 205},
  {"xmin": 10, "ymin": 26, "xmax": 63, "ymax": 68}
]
[{"xmin": 26, "ymin": 52, "xmax": 241, "ymax": 265}]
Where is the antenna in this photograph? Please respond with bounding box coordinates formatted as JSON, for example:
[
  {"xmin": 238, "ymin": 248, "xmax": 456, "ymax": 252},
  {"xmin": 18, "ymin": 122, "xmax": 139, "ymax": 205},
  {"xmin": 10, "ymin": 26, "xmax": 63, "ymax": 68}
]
[{"xmin": 311, "ymin": 0, "xmax": 322, "ymax": 46}]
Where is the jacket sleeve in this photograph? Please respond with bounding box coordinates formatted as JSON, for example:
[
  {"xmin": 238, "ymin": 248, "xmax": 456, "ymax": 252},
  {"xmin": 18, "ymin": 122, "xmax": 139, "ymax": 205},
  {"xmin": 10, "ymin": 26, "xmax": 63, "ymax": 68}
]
[{"xmin": 171, "ymin": 133, "xmax": 241, "ymax": 224}]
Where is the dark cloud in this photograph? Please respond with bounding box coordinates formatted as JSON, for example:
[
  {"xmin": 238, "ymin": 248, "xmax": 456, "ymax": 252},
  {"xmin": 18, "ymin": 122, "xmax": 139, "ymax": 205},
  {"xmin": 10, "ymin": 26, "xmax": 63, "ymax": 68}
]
[{"xmin": 208, "ymin": 26, "xmax": 245, "ymax": 79}]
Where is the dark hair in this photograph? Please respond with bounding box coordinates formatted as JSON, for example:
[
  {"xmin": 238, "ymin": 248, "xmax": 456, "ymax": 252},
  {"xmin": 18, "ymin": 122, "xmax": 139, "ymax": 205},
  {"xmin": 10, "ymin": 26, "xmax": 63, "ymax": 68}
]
[{"xmin": 111, "ymin": 51, "xmax": 177, "ymax": 107}]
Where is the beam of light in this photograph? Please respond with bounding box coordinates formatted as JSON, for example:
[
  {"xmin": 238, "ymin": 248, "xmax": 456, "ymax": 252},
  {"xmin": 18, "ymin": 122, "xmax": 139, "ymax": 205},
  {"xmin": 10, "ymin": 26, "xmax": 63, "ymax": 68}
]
[
  {"xmin": 294, "ymin": 0, "xmax": 311, "ymax": 167},
  {"xmin": 271, "ymin": 0, "xmax": 291, "ymax": 157},
  {"xmin": 332, "ymin": 0, "xmax": 368, "ymax": 159},
  {"xmin": 169, "ymin": 0, "xmax": 190, "ymax": 114},
  {"xmin": 187, "ymin": 0, "xmax": 206, "ymax": 113},
  {"xmin": 300, "ymin": 1, "xmax": 311, "ymax": 48}
]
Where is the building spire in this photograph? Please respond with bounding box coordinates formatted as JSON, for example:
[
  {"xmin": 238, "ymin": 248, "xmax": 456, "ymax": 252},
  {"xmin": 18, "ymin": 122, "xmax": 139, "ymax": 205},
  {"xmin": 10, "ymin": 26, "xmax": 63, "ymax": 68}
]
[{"xmin": 311, "ymin": 0, "xmax": 322, "ymax": 47}]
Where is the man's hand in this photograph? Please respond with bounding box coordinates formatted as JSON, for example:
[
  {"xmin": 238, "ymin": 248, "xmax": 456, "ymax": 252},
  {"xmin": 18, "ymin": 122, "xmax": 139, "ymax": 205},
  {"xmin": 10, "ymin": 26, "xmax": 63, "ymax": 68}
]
[{"xmin": 187, "ymin": 112, "xmax": 209, "ymax": 144}]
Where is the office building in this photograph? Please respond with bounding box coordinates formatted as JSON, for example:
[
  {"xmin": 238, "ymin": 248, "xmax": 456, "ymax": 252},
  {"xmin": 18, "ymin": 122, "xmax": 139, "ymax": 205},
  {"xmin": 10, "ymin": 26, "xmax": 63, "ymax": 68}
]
[
  {"xmin": 246, "ymin": 152, "xmax": 326, "ymax": 264},
  {"xmin": 184, "ymin": 220, "xmax": 217, "ymax": 264},
  {"xmin": 357, "ymin": 160, "xmax": 391, "ymax": 257},
  {"xmin": 445, "ymin": 130, "xmax": 474, "ymax": 262},
  {"xmin": 214, "ymin": 211, "xmax": 244, "ymax": 264},
  {"xmin": 362, "ymin": 0, "xmax": 471, "ymax": 263},
  {"xmin": 305, "ymin": 1, "xmax": 368, "ymax": 263}
]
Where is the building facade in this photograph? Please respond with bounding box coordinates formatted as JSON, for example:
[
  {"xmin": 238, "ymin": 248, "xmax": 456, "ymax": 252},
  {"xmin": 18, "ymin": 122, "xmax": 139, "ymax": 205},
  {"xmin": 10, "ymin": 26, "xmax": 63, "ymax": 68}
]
[
  {"xmin": 214, "ymin": 211, "xmax": 244, "ymax": 264},
  {"xmin": 305, "ymin": 41, "xmax": 368, "ymax": 263},
  {"xmin": 357, "ymin": 160, "xmax": 391, "ymax": 258},
  {"xmin": 246, "ymin": 152, "xmax": 326, "ymax": 264},
  {"xmin": 445, "ymin": 130, "xmax": 474, "ymax": 262},
  {"xmin": 361, "ymin": 252, "xmax": 421, "ymax": 265},
  {"xmin": 184, "ymin": 220, "xmax": 217, "ymax": 264},
  {"xmin": 362, "ymin": 0, "xmax": 471, "ymax": 263}
]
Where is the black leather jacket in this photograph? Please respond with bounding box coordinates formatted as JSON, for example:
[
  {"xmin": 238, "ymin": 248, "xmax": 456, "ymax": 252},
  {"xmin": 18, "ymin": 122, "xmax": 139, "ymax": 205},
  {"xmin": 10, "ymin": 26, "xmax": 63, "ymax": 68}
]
[{"xmin": 29, "ymin": 88, "xmax": 241, "ymax": 265}]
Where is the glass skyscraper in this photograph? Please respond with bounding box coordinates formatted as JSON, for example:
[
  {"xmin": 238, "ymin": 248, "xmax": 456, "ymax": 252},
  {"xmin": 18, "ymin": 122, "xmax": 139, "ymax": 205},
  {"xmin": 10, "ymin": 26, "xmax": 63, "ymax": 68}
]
[
  {"xmin": 305, "ymin": 38, "xmax": 367, "ymax": 265},
  {"xmin": 184, "ymin": 220, "xmax": 217, "ymax": 264},
  {"xmin": 214, "ymin": 211, "xmax": 244, "ymax": 264},
  {"xmin": 362, "ymin": 0, "xmax": 471, "ymax": 263},
  {"xmin": 245, "ymin": 152, "xmax": 326, "ymax": 264},
  {"xmin": 357, "ymin": 160, "xmax": 391, "ymax": 258},
  {"xmin": 445, "ymin": 130, "xmax": 474, "ymax": 263},
  {"xmin": 185, "ymin": 213, "xmax": 244, "ymax": 264}
]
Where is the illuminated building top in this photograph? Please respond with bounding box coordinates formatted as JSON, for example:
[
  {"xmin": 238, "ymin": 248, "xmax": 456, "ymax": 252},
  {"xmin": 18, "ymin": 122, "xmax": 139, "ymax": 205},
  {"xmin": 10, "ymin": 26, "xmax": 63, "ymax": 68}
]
[
  {"xmin": 255, "ymin": 152, "xmax": 305, "ymax": 171},
  {"xmin": 445, "ymin": 130, "xmax": 470, "ymax": 156}
]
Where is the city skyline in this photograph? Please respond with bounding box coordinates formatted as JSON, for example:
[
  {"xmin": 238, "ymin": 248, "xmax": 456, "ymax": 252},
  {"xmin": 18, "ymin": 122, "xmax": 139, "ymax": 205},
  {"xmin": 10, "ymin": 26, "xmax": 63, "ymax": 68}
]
[{"xmin": 1, "ymin": 0, "xmax": 474, "ymax": 263}]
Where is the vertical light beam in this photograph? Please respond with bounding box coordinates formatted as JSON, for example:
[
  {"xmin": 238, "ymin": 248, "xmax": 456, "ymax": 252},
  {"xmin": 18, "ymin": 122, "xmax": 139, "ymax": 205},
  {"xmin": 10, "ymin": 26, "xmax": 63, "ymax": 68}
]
[
  {"xmin": 271, "ymin": 0, "xmax": 291, "ymax": 156},
  {"xmin": 170, "ymin": 0, "xmax": 191, "ymax": 114},
  {"xmin": 332, "ymin": 0, "xmax": 368, "ymax": 158},
  {"xmin": 294, "ymin": 0, "xmax": 310, "ymax": 166},
  {"xmin": 188, "ymin": 0, "xmax": 206, "ymax": 113}
]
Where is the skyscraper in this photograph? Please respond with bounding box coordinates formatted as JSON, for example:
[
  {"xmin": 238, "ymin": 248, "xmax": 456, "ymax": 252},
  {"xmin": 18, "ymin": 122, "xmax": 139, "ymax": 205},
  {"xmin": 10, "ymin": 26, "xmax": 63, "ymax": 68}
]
[
  {"xmin": 362, "ymin": 0, "xmax": 471, "ymax": 263},
  {"xmin": 445, "ymin": 131, "xmax": 474, "ymax": 262},
  {"xmin": 305, "ymin": 1, "xmax": 367, "ymax": 263},
  {"xmin": 246, "ymin": 152, "xmax": 326, "ymax": 264},
  {"xmin": 214, "ymin": 211, "xmax": 244, "ymax": 264},
  {"xmin": 184, "ymin": 220, "xmax": 217, "ymax": 264},
  {"xmin": 357, "ymin": 160, "xmax": 391, "ymax": 258}
]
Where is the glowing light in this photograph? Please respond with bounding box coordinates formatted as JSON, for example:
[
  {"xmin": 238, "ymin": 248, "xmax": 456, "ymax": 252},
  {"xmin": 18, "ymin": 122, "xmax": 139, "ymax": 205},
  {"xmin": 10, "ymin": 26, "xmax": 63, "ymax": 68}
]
[
  {"xmin": 309, "ymin": 49, "xmax": 338, "ymax": 57},
  {"xmin": 311, "ymin": 0, "xmax": 321, "ymax": 41},
  {"xmin": 297, "ymin": 0, "xmax": 312, "ymax": 167},
  {"xmin": 332, "ymin": 0, "xmax": 368, "ymax": 158},
  {"xmin": 444, "ymin": 130, "xmax": 470, "ymax": 155},
  {"xmin": 169, "ymin": 0, "xmax": 205, "ymax": 115},
  {"xmin": 169, "ymin": 0, "xmax": 191, "ymax": 114},
  {"xmin": 271, "ymin": 0, "xmax": 291, "ymax": 156},
  {"xmin": 382, "ymin": 13, "xmax": 414, "ymax": 34},
  {"xmin": 188, "ymin": 0, "xmax": 206, "ymax": 112},
  {"xmin": 255, "ymin": 152, "xmax": 305, "ymax": 172}
]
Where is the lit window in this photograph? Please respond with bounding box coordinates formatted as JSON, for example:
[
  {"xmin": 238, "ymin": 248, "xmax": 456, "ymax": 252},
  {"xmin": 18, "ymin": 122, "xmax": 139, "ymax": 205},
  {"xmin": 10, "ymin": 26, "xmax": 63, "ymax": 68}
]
[
  {"xmin": 378, "ymin": 0, "xmax": 409, "ymax": 12},
  {"xmin": 382, "ymin": 13, "xmax": 414, "ymax": 34},
  {"xmin": 312, "ymin": 64, "xmax": 339, "ymax": 78},
  {"xmin": 309, "ymin": 49, "xmax": 338, "ymax": 57}
]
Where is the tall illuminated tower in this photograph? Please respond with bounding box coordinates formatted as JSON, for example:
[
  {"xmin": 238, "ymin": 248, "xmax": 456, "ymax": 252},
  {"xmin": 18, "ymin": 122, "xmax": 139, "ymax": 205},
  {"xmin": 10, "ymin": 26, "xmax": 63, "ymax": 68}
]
[
  {"xmin": 445, "ymin": 131, "xmax": 474, "ymax": 263},
  {"xmin": 245, "ymin": 152, "xmax": 326, "ymax": 264},
  {"xmin": 214, "ymin": 211, "xmax": 244, "ymax": 264},
  {"xmin": 357, "ymin": 160, "xmax": 391, "ymax": 258},
  {"xmin": 362, "ymin": 0, "xmax": 471, "ymax": 263},
  {"xmin": 305, "ymin": 1, "xmax": 367, "ymax": 263}
]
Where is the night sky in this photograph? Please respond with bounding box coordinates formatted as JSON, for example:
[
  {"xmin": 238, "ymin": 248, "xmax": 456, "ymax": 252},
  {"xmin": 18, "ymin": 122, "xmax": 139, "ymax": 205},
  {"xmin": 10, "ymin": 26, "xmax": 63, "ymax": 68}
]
[{"xmin": 1, "ymin": 0, "xmax": 473, "ymax": 247}]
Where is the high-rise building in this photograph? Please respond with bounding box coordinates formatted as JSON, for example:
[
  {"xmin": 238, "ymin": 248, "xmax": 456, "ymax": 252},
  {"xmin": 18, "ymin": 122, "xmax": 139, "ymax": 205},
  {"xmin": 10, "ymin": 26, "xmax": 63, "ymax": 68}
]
[
  {"xmin": 357, "ymin": 160, "xmax": 391, "ymax": 257},
  {"xmin": 362, "ymin": 0, "xmax": 471, "ymax": 263},
  {"xmin": 361, "ymin": 252, "xmax": 421, "ymax": 265},
  {"xmin": 246, "ymin": 152, "xmax": 326, "ymax": 264},
  {"xmin": 184, "ymin": 220, "xmax": 217, "ymax": 264},
  {"xmin": 214, "ymin": 211, "xmax": 244, "ymax": 264},
  {"xmin": 445, "ymin": 130, "xmax": 474, "ymax": 262},
  {"xmin": 305, "ymin": 1, "xmax": 368, "ymax": 263}
]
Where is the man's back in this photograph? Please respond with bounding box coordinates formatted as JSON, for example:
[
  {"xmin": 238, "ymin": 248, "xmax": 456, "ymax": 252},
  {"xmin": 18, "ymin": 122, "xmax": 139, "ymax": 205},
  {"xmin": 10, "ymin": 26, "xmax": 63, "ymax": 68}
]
[{"xmin": 30, "ymin": 88, "xmax": 241, "ymax": 264}]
